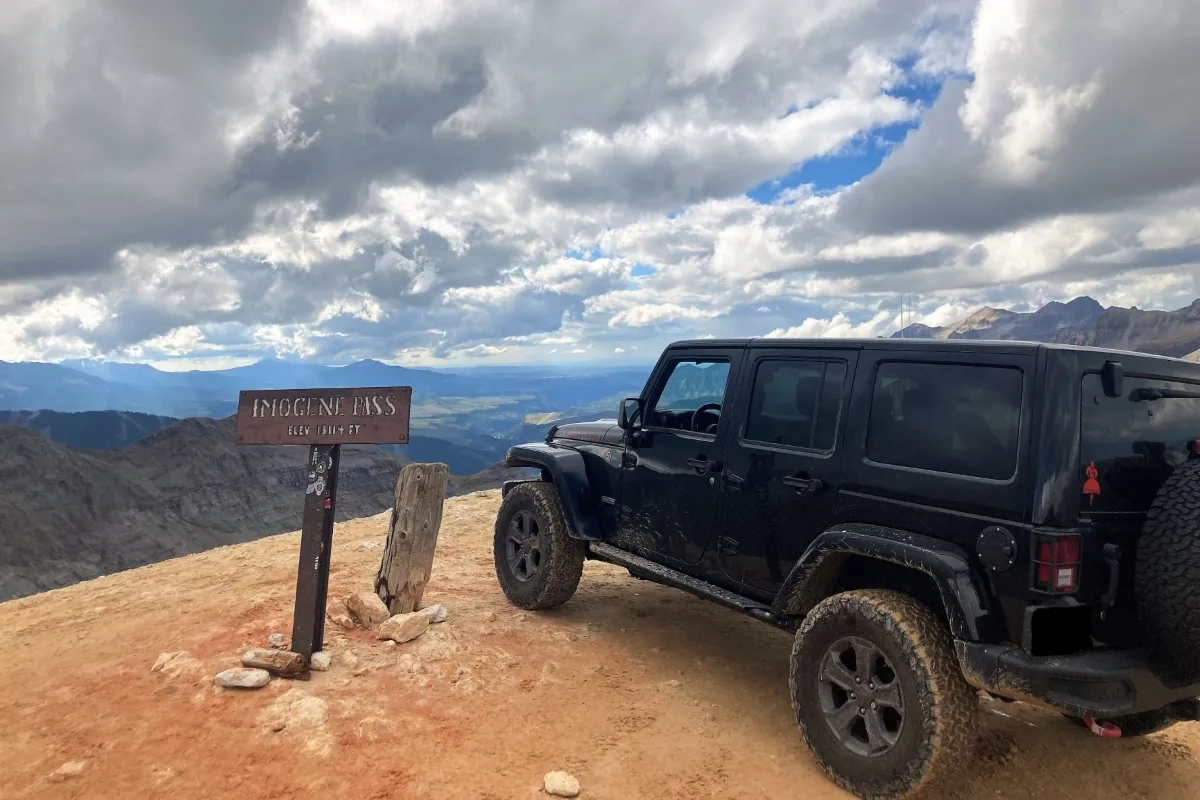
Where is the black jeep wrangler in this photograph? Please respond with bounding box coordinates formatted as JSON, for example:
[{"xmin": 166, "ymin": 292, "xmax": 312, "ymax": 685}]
[{"xmin": 492, "ymin": 338, "xmax": 1200, "ymax": 799}]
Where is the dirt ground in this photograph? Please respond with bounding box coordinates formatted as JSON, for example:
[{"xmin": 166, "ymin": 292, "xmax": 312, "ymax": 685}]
[{"xmin": 3, "ymin": 490, "xmax": 1199, "ymax": 800}]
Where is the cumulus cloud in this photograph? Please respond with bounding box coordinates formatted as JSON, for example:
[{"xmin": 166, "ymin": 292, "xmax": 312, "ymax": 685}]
[{"xmin": 0, "ymin": 0, "xmax": 1198, "ymax": 364}]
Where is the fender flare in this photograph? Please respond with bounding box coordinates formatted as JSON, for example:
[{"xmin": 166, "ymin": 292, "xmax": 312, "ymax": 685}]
[
  {"xmin": 771, "ymin": 523, "xmax": 995, "ymax": 641},
  {"xmin": 503, "ymin": 443, "xmax": 602, "ymax": 540}
]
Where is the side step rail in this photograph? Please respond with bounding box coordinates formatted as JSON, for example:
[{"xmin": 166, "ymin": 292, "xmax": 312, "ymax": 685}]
[{"xmin": 588, "ymin": 542, "xmax": 797, "ymax": 632}]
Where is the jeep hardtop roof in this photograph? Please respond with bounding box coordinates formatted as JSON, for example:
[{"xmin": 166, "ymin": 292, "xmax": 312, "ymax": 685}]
[{"xmin": 666, "ymin": 336, "xmax": 1200, "ymax": 368}]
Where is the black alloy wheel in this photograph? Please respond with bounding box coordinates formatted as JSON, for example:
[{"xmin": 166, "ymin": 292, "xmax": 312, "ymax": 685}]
[
  {"xmin": 818, "ymin": 636, "xmax": 906, "ymax": 758},
  {"xmin": 506, "ymin": 509, "xmax": 544, "ymax": 583}
]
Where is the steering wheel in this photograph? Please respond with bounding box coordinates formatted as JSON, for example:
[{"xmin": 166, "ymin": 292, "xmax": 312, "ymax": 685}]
[{"xmin": 691, "ymin": 403, "xmax": 722, "ymax": 433}]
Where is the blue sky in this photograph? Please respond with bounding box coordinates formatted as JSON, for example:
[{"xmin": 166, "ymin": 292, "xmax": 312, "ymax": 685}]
[{"xmin": 747, "ymin": 73, "xmax": 946, "ymax": 202}]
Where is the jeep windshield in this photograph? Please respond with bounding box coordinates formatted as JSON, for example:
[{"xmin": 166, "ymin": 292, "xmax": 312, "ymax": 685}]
[{"xmin": 1081, "ymin": 371, "xmax": 1200, "ymax": 513}]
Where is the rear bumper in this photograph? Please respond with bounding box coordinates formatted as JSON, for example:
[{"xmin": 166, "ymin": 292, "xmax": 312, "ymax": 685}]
[{"xmin": 957, "ymin": 641, "xmax": 1200, "ymax": 718}]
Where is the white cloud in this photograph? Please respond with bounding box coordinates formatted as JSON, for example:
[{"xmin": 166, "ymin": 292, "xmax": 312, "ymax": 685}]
[
  {"xmin": 0, "ymin": 0, "xmax": 1197, "ymax": 366},
  {"xmin": 766, "ymin": 310, "xmax": 897, "ymax": 339}
]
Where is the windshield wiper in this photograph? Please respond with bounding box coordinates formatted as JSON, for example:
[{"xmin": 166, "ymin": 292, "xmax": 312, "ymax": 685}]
[{"xmin": 1129, "ymin": 387, "xmax": 1200, "ymax": 402}]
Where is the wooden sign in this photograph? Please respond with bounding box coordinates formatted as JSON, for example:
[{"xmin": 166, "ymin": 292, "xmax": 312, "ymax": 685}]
[
  {"xmin": 235, "ymin": 386, "xmax": 412, "ymax": 445},
  {"xmin": 233, "ymin": 384, "xmax": 413, "ymax": 674}
]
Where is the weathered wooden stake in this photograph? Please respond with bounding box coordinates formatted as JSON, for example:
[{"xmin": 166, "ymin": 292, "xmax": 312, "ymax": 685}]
[{"xmin": 375, "ymin": 462, "xmax": 449, "ymax": 614}]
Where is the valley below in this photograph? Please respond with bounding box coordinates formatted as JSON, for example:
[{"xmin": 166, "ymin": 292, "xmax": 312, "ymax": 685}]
[{"xmin": 0, "ymin": 417, "xmax": 527, "ymax": 600}]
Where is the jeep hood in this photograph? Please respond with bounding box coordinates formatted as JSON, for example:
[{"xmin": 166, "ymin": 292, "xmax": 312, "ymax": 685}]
[{"xmin": 548, "ymin": 420, "xmax": 623, "ymax": 446}]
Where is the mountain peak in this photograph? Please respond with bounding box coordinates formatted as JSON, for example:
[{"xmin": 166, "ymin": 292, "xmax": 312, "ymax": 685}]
[{"xmin": 1065, "ymin": 296, "xmax": 1103, "ymax": 311}]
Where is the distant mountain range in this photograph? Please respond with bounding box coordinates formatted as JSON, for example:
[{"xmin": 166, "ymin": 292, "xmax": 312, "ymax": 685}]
[
  {"xmin": 0, "ymin": 357, "xmax": 651, "ymax": 447},
  {"xmin": 893, "ymin": 297, "xmax": 1200, "ymax": 360},
  {"xmin": 0, "ymin": 416, "xmax": 528, "ymax": 600}
]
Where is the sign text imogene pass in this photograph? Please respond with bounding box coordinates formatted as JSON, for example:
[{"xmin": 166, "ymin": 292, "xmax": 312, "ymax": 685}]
[{"xmin": 235, "ymin": 386, "xmax": 412, "ymax": 445}]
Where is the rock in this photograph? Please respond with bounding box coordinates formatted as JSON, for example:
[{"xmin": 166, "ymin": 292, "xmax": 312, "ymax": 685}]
[
  {"xmin": 151, "ymin": 651, "xmax": 203, "ymax": 680},
  {"xmin": 377, "ymin": 611, "xmax": 430, "ymax": 644},
  {"xmin": 310, "ymin": 651, "xmax": 332, "ymax": 671},
  {"xmin": 543, "ymin": 771, "xmax": 580, "ymax": 797},
  {"xmin": 267, "ymin": 633, "xmax": 288, "ymax": 649},
  {"xmin": 241, "ymin": 648, "xmax": 307, "ymax": 678},
  {"xmin": 326, "ymin": 597, "xmax": 355, "ymax": 630},
  {"xmin": 47, "ymin": 761, "xmax": 87, "ymax": 782},
  {"xmin": 346, "ymin": 592, "xmax": 391, "ymax": 628},
  {"xmin": 152, "ymin": 651, "xmax": 186, "ymax": 672},
  {"xmin": 418, "ymin": 603, "xmax": 449, "ymax": 624},
  {"xmin": 214, "ymin": 668, "xmax": 271, "ymax": 689},
  {"xmin": 261, "ymin": 688, "xmax": 329, "ymax": 730},
  {"xmin": 259, "ymin": 689, "xmax": 332, "ymax": 756}
]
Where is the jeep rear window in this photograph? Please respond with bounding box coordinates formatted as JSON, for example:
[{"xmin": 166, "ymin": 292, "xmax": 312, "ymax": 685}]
[
  {"xmin": 866, "ymin": 362, "xmax": 1023, "ymax": 480},
  {"xmin": 1080, "ymin": 373, "xmax": 1200, "ymax": 513}
]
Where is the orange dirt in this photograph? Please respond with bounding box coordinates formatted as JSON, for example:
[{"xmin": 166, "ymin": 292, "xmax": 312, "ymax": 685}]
[{"xmin": 2, "ymin": 490, "xmax": 1199, "ymax": 800}]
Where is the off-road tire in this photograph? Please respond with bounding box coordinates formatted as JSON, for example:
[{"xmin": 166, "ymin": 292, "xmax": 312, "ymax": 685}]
[
  {"xmin": 1136, "ymin": 459, "xmax": 1200, "ymax": 680},
  {"xmin": 493, "ymin": 482, "xmax": 586, "ymax": 611},
  {"xmin": 1066, "ymin": 709, "xmax": 1178, "ymax": 738},
  {"xmin": 790, "ymin": 589, "xmax": 978, "ymax": 800}
]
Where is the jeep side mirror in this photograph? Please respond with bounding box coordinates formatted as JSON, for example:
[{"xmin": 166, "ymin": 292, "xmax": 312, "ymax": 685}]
[{"xmin": 618, "ymin": 397, "xmax": 643, "ymax": 430}]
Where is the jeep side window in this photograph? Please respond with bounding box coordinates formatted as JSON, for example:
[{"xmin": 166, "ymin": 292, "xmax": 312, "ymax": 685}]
[
  {"xmin": 744, "ymin": 359, "xmax": 847, "ymax": 450},
  {"xmin": 649, "ymin": 359, "xmax": 730, "ymax": 432},
  {"xmin": 865, "ymin": 362, "xmax": 1022, "ymax": 480}
]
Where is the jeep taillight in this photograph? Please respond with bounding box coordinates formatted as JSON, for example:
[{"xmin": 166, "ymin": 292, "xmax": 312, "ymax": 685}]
[{"xmin": 1032, "ymin": 533, "xmax": 1081, "ymax": 594}]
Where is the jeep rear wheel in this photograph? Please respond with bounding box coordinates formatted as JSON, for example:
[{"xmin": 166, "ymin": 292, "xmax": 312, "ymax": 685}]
[
  {"xmin": 1136, "ymin": 459, "xmax": 1200, "ymax": 680},
  {"xmin": 493, "ymin": 482, "xmax": 586, "ymax": 611},
  {"xmin": 790, "ymin": 590, "xmax": 977, "ymax": 800}
]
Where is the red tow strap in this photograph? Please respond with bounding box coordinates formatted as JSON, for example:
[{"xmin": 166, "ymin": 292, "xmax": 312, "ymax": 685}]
[{"xmin": 1084, "ymin": 716, "xmax": 1122, "ymax": 738}]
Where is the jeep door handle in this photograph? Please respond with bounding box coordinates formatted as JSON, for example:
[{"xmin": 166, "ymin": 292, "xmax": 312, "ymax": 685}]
[
  {"xmin": 687, "ymin": 457, "xmax": 720, "ymax": 474},
  {"xmin": 782, "ymin": 475, "xmax": 824, "ymax": 493}
]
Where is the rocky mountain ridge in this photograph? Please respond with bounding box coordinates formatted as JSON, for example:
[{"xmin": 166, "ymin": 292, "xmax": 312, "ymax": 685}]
[{"xmin": 894, "ymin": 297, "xmax": 1200, "ymax": 358}]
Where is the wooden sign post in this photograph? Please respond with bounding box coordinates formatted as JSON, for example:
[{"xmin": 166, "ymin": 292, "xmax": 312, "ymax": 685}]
[{"xmin": 235, "ymin": 386, "xmax": 412, "ymax": 672}]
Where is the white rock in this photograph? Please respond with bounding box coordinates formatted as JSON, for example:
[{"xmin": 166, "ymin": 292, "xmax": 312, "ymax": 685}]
[
  {"xmin": 543, "ymin": 771, "xmax": 580, "ymax": 797},
  {"xmin": 47, "ymin": 761, "xmax": 87, "ymax": 782},
  {"xmin": 214, "ymin": 668, "xmax": 271, "ymax": 689},
  {"xmin": 151, "ymin": 651, "xmax": 203, "ymax": 680},
  {"xmin": 419, "ymin": 603, "xmax": 449, "ymax": 624},
  {"xmin": 260, "ymin": 688, "xmax": 329, "ymax": 731},
  {"xmin": 377, "ymin": 611, "xmax": 430, "ymax": 644},
  {"xmin": 152, "ymin": 651, "xmax": 184, "ymax": 672},
  {"xmin": 267, "ymin": 633, "xmax": 288, "ymax": 649},
  {"xmin": 346, "ymin": 592, "xmax": 391, "ymax": 628},
  {"xmin": 259, "ymin": 689, "xmax": 333, "ymax": 756},
  {"xmin": 310, "ymin": 651, "xmax": 332, "ymax": 672}
]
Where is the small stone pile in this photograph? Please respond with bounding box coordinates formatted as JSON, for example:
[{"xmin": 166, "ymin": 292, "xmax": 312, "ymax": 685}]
[
  {"xmin": 151, "ymin": 590, "xmax": 451, "ymax": 692},
  {"xmin": 340, "ymin": 590, "xmax": 449, "ymax": 645}
]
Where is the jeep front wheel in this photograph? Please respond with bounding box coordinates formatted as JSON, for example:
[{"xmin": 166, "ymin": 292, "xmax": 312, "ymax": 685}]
[
  {"xmin": 493, "ymin": 482, "xmax": 586, "ymax": 611},
  {"xmin": 790, "ymin": 589, "xmax": 978, "ymax": 800}
]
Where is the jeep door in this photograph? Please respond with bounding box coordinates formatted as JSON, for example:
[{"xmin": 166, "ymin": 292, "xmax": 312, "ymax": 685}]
[
  {"xmin": 713, "ymin": 347, "xmax": 859, "ymax": 592},
  {"xmin": 615, "ymin": 346, "xmax": 745, "ymax": 566}
]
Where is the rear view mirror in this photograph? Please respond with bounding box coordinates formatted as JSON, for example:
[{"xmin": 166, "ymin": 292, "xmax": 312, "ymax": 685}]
[{"xmin": 618, "ymin": 397, "xmax": 643, "ymax": 430}]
